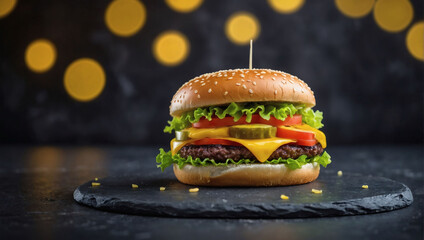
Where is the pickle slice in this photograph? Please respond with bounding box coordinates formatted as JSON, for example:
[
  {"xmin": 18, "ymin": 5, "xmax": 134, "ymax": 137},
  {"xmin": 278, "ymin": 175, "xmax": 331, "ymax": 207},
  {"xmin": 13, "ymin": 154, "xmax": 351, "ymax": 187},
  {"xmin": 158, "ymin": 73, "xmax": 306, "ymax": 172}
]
[
  {"xmin": 175, "ymin": 130, "xmax": 190, "ymax": 141},
  {"xmin": 229, "ymin": 124, "xmax": 276, "ymax": 139}
]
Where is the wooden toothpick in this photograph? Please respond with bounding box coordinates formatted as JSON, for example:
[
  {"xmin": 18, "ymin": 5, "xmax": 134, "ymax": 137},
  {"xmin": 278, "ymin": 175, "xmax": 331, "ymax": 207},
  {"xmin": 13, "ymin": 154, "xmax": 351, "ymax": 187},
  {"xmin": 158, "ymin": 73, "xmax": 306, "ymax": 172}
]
[{"xmin": 249, "ymin": 39, "xmax": 253, "ymax": 70}]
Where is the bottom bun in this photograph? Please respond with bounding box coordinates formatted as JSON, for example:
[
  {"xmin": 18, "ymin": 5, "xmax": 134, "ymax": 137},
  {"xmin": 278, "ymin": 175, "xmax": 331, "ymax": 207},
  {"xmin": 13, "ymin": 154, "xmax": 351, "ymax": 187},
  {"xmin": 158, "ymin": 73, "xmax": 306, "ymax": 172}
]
[{"xmin": 173, "ymin": 163, "xmax": 320, "ymax": 187}]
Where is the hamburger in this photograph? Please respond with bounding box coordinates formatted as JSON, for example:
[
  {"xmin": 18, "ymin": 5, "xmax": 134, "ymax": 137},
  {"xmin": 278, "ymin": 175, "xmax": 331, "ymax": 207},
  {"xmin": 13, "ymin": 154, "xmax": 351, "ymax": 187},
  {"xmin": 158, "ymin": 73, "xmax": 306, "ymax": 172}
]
[{"xmin": 156, "ymin": 69, "xmax": 331, "ymax": 186}]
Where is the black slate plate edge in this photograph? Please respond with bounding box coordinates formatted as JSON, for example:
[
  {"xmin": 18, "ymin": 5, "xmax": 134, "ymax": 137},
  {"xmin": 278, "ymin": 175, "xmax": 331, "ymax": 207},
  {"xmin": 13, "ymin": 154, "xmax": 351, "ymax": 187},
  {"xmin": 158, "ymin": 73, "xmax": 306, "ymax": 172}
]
[{"xmin": 73, "ymin": 179, "xmax": 413, "ymax": 219}]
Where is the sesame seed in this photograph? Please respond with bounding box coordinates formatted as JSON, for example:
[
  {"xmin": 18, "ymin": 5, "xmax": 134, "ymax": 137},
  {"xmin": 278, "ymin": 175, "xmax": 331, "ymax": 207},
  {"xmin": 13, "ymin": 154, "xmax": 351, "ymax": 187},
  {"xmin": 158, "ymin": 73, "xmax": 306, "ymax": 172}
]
[
  {"xmin": 240, "ymin": 74, "xmax": 245, "ymax": 78},
  {"xmin": 245, "ymin": 70, "xmax": 249, "ymax": 73},
  {"xmin": 214, "ymin": 81, "xmax": 218, "ymax": 85},
  {"xmin": 261, "ymin": 71, "xmax": 266, "ymax": 74},
  {"xmin": 289, "ymin": 80, "xmax": 294, "ymax": 83},
  {"xmin": 242, "ymin": 84, "xmax": 247, "ymax": 89},
  {"xmin": 224, "ymin": 91, "xmax": 228, "ymax": 95},
  {"xmin": 248, "ymin": 89, "xmax": 253, "ymax": 94},
  {"xmin": 274, "ymin": 73, "xmax": 278, "ymax": 77},
  {"xmin": 241, "ymin": 79, "xmax": 245, "ymax": 82},
  {"xmin": 260, "ymin": 76, "xmax": 264, "ymax": 79},
  {"xmin": 228, "ymin": 77, "xmax": 233, "ymax": 80},
  {"xmin": 274, "ymin": 90, "xmax": 277, "ymax": 95},
  {"xmin": 194, "ymin": 90, "xmax": 198, "ymax": 93},
  {"xmin": 208, "ymin": 88, "xmax": 212, "ymax": 93},
  {"xmin": 236, "ymin": 83, "xmax": 241, "ymax": 86},
  {"xmin": 189, "ymin": 86, "xmax": 192, "ymax": 90},
  {"xmin": 201, "ymin": 83, "xmax": 205, "ymax": 86},
  {"xmin": 197, "ymin": 94, "xmax": 201, "ymax": 98},
  {"xmin": 301, "ymin": 89, "xmax": 304, "ymax": 93},
  {"xmin": 246, "ymin": 79, "xmax": 251, "ymax": 82},
  {"xmin": 189, "ymin": 82, "xmax": 192, "ymax": 86},
  {"xmin": 253, "ymin": 81, "xmax": 256, "ymax": 85},
  {"xmin": 194, "ymin": 80, "xmax": 199, "ymax": 82},
  {"xmin": 206, "ymin": 75, "xmax": 210, "ymax": 79},
  {"xmin": 272, "ymin": 77, "xmax": 275, "ymax": 81},
  {"xmin": 232, "ymin": 72, "xmax": 235, "ymax": 76}
]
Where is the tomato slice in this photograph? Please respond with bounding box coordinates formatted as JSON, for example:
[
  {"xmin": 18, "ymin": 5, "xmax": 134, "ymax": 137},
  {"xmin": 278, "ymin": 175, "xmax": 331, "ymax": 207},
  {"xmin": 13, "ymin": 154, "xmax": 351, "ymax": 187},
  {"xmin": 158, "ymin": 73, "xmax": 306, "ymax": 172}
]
[
  {"xmin": 259, "ymin": 114, "xmax": 302, "ymax": 126},
  {"xmin": 192, "ymin": 114, "xmax": 302, "ymax": 128},
  {"xmin": 296, "ymin": 139, "xmax": 317, "ymax": 146},
  {"xmin": 277, "ymin": 126, "xmax": 315, "ymax": 140},
  {"xmin": 191, "ymin": 138, "xmax": 242, "ymax": 146}
]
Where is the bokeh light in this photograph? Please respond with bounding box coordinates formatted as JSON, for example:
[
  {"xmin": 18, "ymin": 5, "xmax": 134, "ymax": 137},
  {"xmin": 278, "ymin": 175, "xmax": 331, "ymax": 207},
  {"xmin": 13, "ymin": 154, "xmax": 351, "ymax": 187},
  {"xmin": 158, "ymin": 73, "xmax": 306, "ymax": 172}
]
[
  {"xmin": 335, "ymin": 0, "xmax": 375, "ymax": 18},
  {"xmin": 406, "ymin": 21, "xmax": 424, "ymax": 61},
  {"xmin": 105, "ymin": 0, "xmax": 146, "ymax": 37},
  {"xmin": 165, "ymin": 0, "xmax": 203, "ymax": 13},
  {"xmin": 267, "ymin": 0, "xmax": 304, "ymax": 14},
  {"xmin": 25, "ymin": 39, "xmax": 57, "ymax": 73},
  {"xmin": 64, "ymin": 58, "xmax": 106, "ymax": 102},
  {"xmin": 373, "ymin": 0, "xmax": 413, "ymax": 33},
  {"xmin": 153, "ymin": 30, "xmax": 190, "ymax": 66},
  {"xmin": 0, "ymin": 0, "xmax": 17, "ymax": 18},
  {"xmin": 225, "ymin": 12, "xmax": 260, "ymax": 45}
]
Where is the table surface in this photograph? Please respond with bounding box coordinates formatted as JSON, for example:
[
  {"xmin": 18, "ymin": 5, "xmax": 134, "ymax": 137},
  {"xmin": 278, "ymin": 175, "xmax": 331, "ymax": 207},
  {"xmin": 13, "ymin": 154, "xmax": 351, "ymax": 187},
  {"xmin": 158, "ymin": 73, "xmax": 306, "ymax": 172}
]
[{"xmin": 0, "ymin": 145, "xmax": 422, "ymax": 240}]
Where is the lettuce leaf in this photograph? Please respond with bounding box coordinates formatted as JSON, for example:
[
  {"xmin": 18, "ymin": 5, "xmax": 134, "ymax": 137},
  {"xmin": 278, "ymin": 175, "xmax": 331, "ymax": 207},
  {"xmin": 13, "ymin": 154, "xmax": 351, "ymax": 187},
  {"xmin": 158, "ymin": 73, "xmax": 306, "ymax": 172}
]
[
  {"xmin": 156, "ymin": 148, "xmax": 331, "ymax": 172},
  {"xmin": 164, "ymin": 102, "xmax": 323, "ymax": 133}
]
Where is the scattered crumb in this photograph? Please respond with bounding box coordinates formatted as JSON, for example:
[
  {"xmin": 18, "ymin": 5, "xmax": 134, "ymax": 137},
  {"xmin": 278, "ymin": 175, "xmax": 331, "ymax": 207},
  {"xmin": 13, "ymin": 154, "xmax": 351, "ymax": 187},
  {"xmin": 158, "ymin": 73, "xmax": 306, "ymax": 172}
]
[
  {"xmin": 94, "ymin": 177, "xmax": 98, "ymax": 181},
  {"xmin": 337, "ymin": 171, "xmax": 343, "ymax": 177},
  {"xmin": 160, "ymin": 187, "xmax": 166, "ymax": 191},
  {"xmin": 280, "ymin": 194, "xmax": 289, "ymax": 200},
  {"xmin": 132, "ymin": 184, "xmax": 139, "ymax": 189},
  {"xmin": 91, "ymin": 182, "xmax": 100, "ymax": 187},
  {"xmin": 362, "ymin": 185, "xmax": 369, "ymax": 189},
  {"xmin": 312, "ymin": 189, "xmax": 322, "ymax": 194},
  {"xmin": 189, "ymin": 188, "xmax": 199, "ymax": 193}
]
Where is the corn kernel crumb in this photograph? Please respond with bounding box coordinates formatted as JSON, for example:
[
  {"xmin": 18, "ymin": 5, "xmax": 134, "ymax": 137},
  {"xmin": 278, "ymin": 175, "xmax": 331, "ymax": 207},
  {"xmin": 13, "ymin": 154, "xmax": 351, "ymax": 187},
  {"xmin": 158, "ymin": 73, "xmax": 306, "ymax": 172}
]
[
  {"xmin": 189, "ymin": 188, "xmax": 199, "ymax": 193},
  {"xmin": 312, "ymin": 189, "xmax": 322, "ymax": 194},
  {"xmin": 94, "ymin": 177, "xmax": 98, "ymax": 181},
  {"xmin": 91, "ymin": 182, "xmax": 100, "ymax": 187},
  {"xmin": 280, "ymin": 194, "xmax": 289, "ymax": 200},
  {"xmin": 362, "ymin": 185, "xmax": 369, "ymax": 189},
  {"xmin": 160, "ymin": 187, "xmax": 166, "ymax": 191},
  {"xmin": 337, "ymin": 171, "xmax": 343, "ymax": 176},
  {"xmin": 132, "ymin": 184, "xmax": 139, "ymax": 188}
]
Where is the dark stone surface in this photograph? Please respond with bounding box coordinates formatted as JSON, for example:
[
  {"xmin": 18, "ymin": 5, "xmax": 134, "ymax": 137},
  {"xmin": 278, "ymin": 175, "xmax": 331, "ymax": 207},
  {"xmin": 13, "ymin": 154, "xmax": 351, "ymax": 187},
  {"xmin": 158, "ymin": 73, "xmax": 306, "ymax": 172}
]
[
  {"xmin": 74, "ymin": 172, "xmax": 413, "ymax": 218},
  {"xmin": 0, "ymin": 145, "xmax": 422, "ymax": 239}
]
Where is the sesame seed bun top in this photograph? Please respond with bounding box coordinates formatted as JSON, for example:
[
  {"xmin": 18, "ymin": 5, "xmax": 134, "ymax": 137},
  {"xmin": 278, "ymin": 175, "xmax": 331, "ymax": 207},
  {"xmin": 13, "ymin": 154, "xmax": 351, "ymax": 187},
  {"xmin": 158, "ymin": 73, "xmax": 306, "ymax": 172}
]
[{"xmin": 170, "ymin": 69, "xmax": 316, "ymax": 117}]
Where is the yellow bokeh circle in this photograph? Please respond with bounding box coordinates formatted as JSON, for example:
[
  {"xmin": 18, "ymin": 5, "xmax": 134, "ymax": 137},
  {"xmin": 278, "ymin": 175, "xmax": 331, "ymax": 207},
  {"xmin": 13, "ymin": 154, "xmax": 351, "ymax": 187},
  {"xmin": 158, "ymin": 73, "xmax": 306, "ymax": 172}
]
[
  {"xmin": 406, "ymin": 21, "xmax": 424, "ymax": 61},
  {"xmin": 165, "ymin": 0, "xmax": 203, "ymax": 13},
  {"xmin": 335, "ymin": 0, "xmax": 375, "ymax": 18},
  {"xmin": 105, "ymin": 0, "xmax": 146, "ymax": 37},
  {"xmin": 373, "ymin": 0, "xmax": 413, "ymax": 33},
  {"xmin": 225, "ymin": 12, "xmax": 260, "ymax": 45},
  {"xmin": 25, "ymin": 39, "xmax": 57, "ymax": 73},
  {"xmin": 64, "ymin": 58, "xmax": 106, "ymax": 102},
  {"xmin": 153, "ymin": 31, "xmax": 190, "ymax": 66},
  {"xmin": 0, "ymin": 0, "xmax": 17, "ymax": 18},
  {"xmin": 268, "ymin": 0, "xmax": 305, "ymax": 14}
]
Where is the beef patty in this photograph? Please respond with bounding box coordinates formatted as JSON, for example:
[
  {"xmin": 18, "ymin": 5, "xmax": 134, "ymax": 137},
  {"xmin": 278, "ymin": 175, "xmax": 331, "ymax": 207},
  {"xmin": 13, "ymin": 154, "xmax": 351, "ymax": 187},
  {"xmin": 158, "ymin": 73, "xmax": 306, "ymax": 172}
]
[{"xmin": 179, "ymin": 143, "xmax": 323, "ymax": 162}]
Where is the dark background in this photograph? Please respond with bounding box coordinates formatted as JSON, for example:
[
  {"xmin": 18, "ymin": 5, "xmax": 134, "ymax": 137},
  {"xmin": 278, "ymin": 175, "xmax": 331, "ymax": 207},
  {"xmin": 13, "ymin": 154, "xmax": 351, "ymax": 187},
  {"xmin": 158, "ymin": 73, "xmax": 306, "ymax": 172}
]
[{"xmin": 0, "ymin": 0, "xmax": 423, "ymax": 146}]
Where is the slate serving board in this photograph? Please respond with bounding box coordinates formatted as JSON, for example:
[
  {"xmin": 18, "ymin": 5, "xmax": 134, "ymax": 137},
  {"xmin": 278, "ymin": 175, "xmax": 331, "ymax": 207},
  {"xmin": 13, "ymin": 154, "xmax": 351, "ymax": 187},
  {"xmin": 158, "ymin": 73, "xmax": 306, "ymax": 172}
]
[{"xmin": 74, "ymin": 171, "xmax": 413, "ymax": 218}]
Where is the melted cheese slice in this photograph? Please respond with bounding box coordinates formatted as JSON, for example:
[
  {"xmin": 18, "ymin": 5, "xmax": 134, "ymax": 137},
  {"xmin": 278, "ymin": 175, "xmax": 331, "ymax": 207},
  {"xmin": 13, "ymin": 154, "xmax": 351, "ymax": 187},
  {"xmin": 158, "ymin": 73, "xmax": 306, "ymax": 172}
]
[
  {"xmin": 171, "ymin": 124, "xmax": 326, "ymax": 163},
  {"xmin": 171, "ymin": 137, "xmax": 295, "ymax": 163}
]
